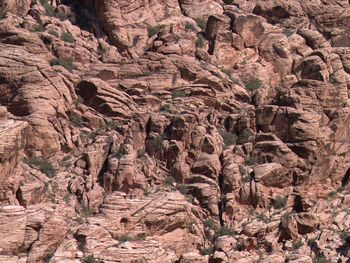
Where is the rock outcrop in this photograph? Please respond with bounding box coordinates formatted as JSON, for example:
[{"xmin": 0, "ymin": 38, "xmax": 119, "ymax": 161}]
[{"xmin": 0, "ymin": 0, "xmax": 349, "ymax": 262}]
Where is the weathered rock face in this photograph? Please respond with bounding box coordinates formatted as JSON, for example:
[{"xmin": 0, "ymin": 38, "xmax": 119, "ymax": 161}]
[
  {"xmin": 0, "ymin": 205, "xmax": 26, "ymax": 254},
  {"xmin": 0, "ymin": 0, "xmax": 31, "ymax": 16},
  {"xmin": 0, "ymin": 0, "xmax": 350, "ymax": 262}
]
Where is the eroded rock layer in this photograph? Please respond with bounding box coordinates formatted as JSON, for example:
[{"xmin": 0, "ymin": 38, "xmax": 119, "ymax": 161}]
[{"xmin": 0, "ymin": 0, "xmax": 349, "ymax": 262}]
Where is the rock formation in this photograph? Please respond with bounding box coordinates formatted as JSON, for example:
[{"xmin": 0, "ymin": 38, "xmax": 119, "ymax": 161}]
[{"xmin": 0, "ymin": 0, "xmax": 349, "ymax": 262}]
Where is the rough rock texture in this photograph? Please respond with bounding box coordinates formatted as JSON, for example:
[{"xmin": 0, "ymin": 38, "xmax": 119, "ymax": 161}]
[{"xmin": 0, "ymin": 0, "xmax": 350, "ymax": 262}]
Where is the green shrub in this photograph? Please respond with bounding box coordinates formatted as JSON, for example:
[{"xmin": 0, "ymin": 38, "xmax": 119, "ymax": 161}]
[
  {"xmin": 83, "ymin": 255, "xmax": 98, "ymax": 263},
  {"xmin": 195, "ymin": 18, "xmax": 206, "ymax": 31},
  {"xmin": 200, "ymin": 246, "xmax": 214, "ymax": 255},
  {"xmin": 203, "ymin": 219, "xmax": 218, "ymax": 231},
  {"xmin": 237, "ymin": 128, "xmax": 253, "ymax": 144},
  {"xmin": 245, "ymin": 79, "xmax": 262, "ymax": 91},
  {"xmin": 184, "ymin": 22, "xmax": 196, "ymax": 32},
  {"xmin": 60, "ymin": 156, "xmax": 72, "ymax": 168},
  {"xmin": 150, "ymin": 134, "xmax": 164, "ymax": 151},
  {"xmin": 56, "ymin": 11, "xmax": 67, "ymax": 21},
  {"xmin": 214, "ymin": 225, "xmax": 235, "ymax": 239},
  {"xmin": 244, "ymin": 156, "xmax": 258, "ymax": 166},
  {"xmin": 141, "ymin": 71, "xmax": 152, "ymax": 76},
  {"xmin": 307, "ymin": 238, "xmax": 317, "ymax": 248},
  {"xmin": 176, "ymin": 184, "xmax": 189, "ymax": 195},
  {"xmin": 48, "ymin": 29, "xmax": 58, "ymax": 37},
  {"xmin": 256, "ymin": 213, "xmax": 270, "ymax": 223},
  {"xmin": 196, "ymin": 34, "xmax": 204, "ymax": 48},
  {"xmin": 220, "ymin": 68, "xmax": 231, "ymax": 76},
  {"xmin": 40, "ymin": 0, "xmax": 55, "ymax": 16},
  {"xmin": 44, "ymin": 251, "xmax": 54, "ymax": 263},
  {"xmin": 172, "ymin": 90, "xmax": 186, "ymax": 99},
  {"xmin": 69, "ymin": 112, "xmax": 83, "ymax": 127},
  {"xmin": 328, "ymin": 190, "xmax": 337, "ymax": 198},
  {"xmin": 50, "ymin": 58, "xmax": 74, "ymax": 72},
  {"xmin": 60, "ymin": 32, "xmax": 75, "ymax": 43},
  {"xmin": 80, "ymin": 131, "xmax": 98, "ymax": 142},
  {"xmin": 148, "ymin": 24, "xmax": 165, "ymax": 37},
  {"xmin": 283, "ymin": 28, "xmax": 294, "ymax": 37},
  {"xmin": 137, "ymin": 149, "xmax": 146, "ymax": 158},
  {"xmin": 118, "ymin": 234, "xmax": 133, "ymax": 243},
  {"xmin": 160, "ymin": 104, "xmax": 171, "ymax": 112},
  {"xmin": 24, "ymin": 157, "xmax": 56, "ymax": 178},
  {"xmin": 31, "ymin": 24, "xmax": 45, "ymax": 32},
  {"xmin": 339, "ymin": 231, "xmax": 350, "ymax": 243},
  {"xmin": 0, "ymin": 9, "xmax": 6, "ymax": 19},
  {"xmin": 220, "ymin": 130, "xmax": 237, "ymax": 148},
  {"xmin": 239, "ymin": 165, "xmax": 246, "ymax": 176},
  {"xmin": 97, "ymin": 44, "xmax": 106, "ymax": 55},
  {"xmin": 82, "ymin": 205, "xmax": 92, "ymax": 217},
  {"xmin": 312, "ymin": 254, "xmax": 331, "ymax": 263},
  {"xmin": 144, "ymin": 187, "xmax": 151, "ymax": 196},
  {"xmin": 273, "ymin": 196, "xmax": 287, "ymax": 209},
  {"xmin": 164, "ymin": 176, "xmax": 175, "ymax": 186},
  {"xmin": 292, "ymin": 241, "xmax": 303, "ymax": 250},
  {"xmin": 104, "ymin": 120, "xmax": 119, "ymax": 130}
]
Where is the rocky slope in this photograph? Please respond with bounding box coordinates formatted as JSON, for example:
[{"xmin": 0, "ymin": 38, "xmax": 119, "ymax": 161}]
[{"xmin": 0, "ymin": 0, "xmax": 350, "ymax": 262}]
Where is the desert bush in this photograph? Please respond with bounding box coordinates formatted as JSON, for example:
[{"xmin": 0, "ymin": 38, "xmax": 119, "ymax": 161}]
[
  {"xmin": 328, "ymin": 190, "xmax": 337, "ymax": 198},
  {"xmin": 244, "ymin": 156, "xmax": 259, "ymax": 166},
  {"xmin": 214, "ymin": 225, "xmax": 235, "ymax": 239},
  {"xmin": 56, "ymin": 11, "xmax": 67, "ymax": 21},
  {"xmin": 118, "ymin": 234, "xmax": 133, "ymax": 243},
  {"xmin": 97, "ymin": 44, "xmax": 106, "ymax": 55},
  {"xmin": 83, "ymin": 255, "xmax": 98, "ymax": 263},
  {"xmin": 312, "ymin": 253, "xmax": 331, "ymax": 263},
  {"xmin": 203, "ymin": 219, "xmax": 218, "ymax": 231},
  {"xmin": 0, "ymin": 8, "xmax": 6, "ymax": 19},
  {"xmin": 184, "ymin": 22, "xmax": 196, "ymax": 32},
  {"xmin": 339, "ymin": 231, "xmax": 350, "ymax": 243},
  {"xmin": 256, "ymin": 213, "xmax": 270, "ymax": 223},
  {"xmin": 307, "ymin": 238, "xmax": 317, "ymax": 248},
  {"xmin": 43, "ymin": 251, "xmax": 54, "ymax": 263},
  {"xmin": 48, "ymin": 29, "xmax": 58, "ymax": 37},
  {"xmin": 164, "ymin": 176, "xmax": 175, "ymax": 186},
  {"xmin": 245, "ymin": 79, "xmax": 262, "ymax": 91},
  {"xmin": 150, "ymin": 134, "xmax": 164, "ymax": 151},
  {"xmin": 172, "ymin": 90, "xmax": 186, "ymax": 99},
  {"xmin": 69, "ymin": 112, "xmax": 83, "ymax": 127},
  {"xmin": 60, "ymin": 32, "xmax": 75, "ymax": 43},
  {"xmin": 24, "ymin": 157, "xmax": 56, "ymax": 178},
  {"xmin": 200, "ymin": 246, "xmax": 214, "ymax": 255},
  {"xmin": 195, "ymin": 18, "xmax": 206, "ymax": 31},
  {"xmin": 31, "ymin": 24, "xmax": 45, "ymax": 32},
  {"xmin": 148, "ymin": 24, "xmax": 165, "ymax": 37},
  {"xmin": 60, "ymin": 156, "xmax": 72, "ymax": 168},
  {"xmin": 237, "ymin": 128, "xmax": 253, "ymax": 144},
  {"xmin": 220, "ymin": 130, "xmax": 237, "ymax": 148},
  {"xmin": 50, "ymin": 58, "xmax": 74, "ymax": 72},
  {"xmin": 273, "ymin": 196, "xmax": 287, "ymax": 209},
  {"xmin": 103, "ymin": 120, "xmax": 119, "ymax": 130},
  {"xmin": 292, "ymin": 241, "xmax": 303, "ymax": 250},
  {"xmin": 239, "ymin": 165, "xmax": 246, "ymax": 176},
  {"xmin": 160, "ymin": 104, "xmax": 171, "ymax": 112},
  {"xmin": 283, "ymin": 28, "xmax": 294, "ymax": 37},
  {"xmin": 196, "ymin": 34, "xmax": 204, "ymax": 48},
  {"xmin": 40, "ymin": 0, "xmax": 55, "ymax": 16}
]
